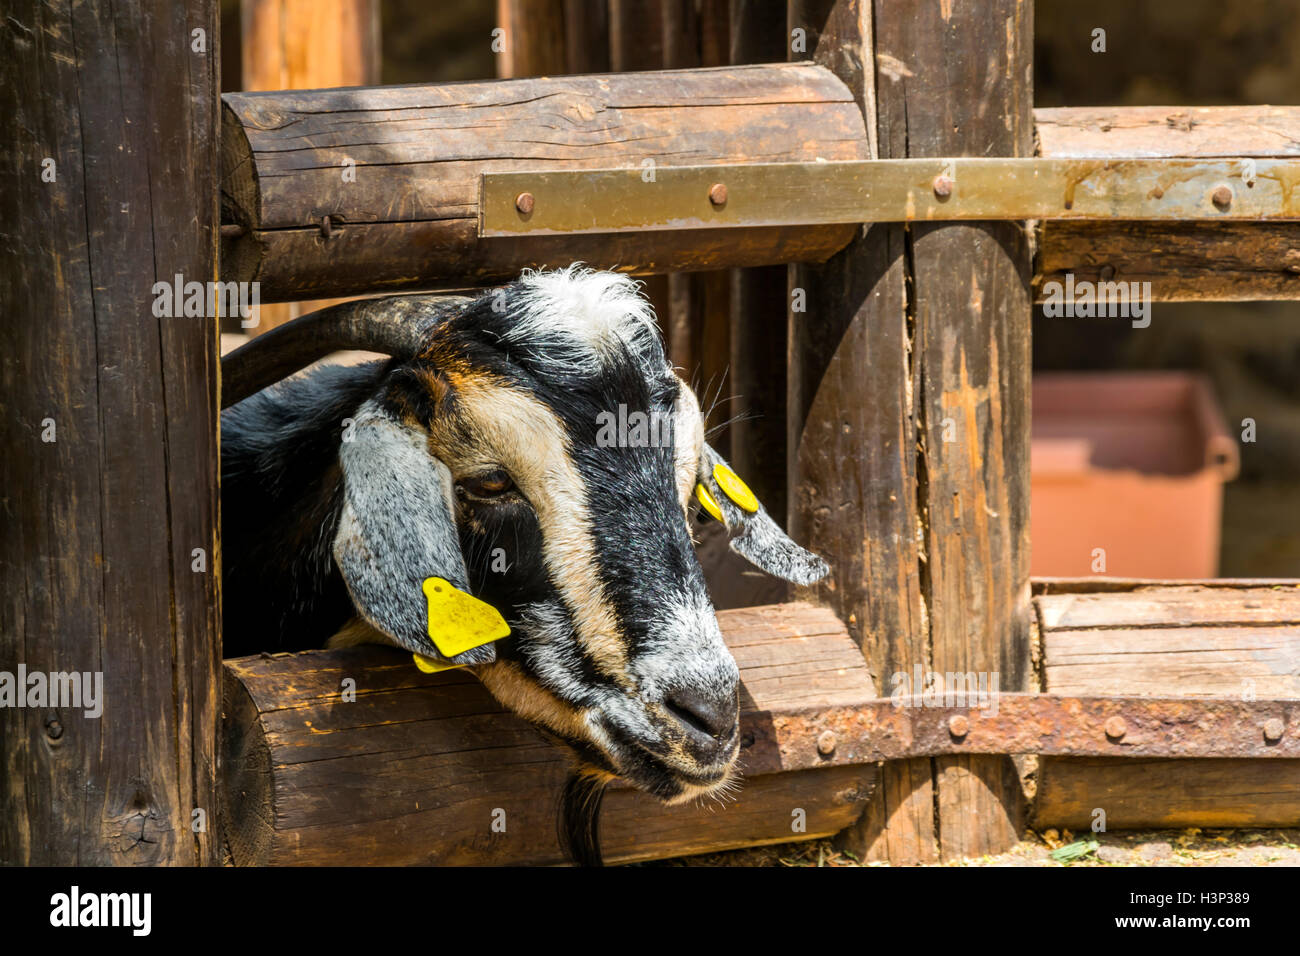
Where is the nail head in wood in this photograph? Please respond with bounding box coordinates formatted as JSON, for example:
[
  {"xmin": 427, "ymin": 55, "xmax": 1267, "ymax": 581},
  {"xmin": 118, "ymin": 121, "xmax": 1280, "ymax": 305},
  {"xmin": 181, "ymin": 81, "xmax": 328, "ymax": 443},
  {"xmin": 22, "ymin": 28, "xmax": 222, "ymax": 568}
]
[
  {"xmin": 933, "ymin": 174, "xmax": 954, "ymax": 198},
  {"xmin": 1264, "ymin": 718, "xmax": 1285, "ymax": 742},
  {"xmin": 708, "ymin": 182, "xmax": 728, "ymax": 206},
  {"xmin": 515, "ymin": 192, "xmax": 535, "ymax": 215},
  {"xmin": 1212, "ymin": 185, "xmax": 1233, "ymax": 209}
]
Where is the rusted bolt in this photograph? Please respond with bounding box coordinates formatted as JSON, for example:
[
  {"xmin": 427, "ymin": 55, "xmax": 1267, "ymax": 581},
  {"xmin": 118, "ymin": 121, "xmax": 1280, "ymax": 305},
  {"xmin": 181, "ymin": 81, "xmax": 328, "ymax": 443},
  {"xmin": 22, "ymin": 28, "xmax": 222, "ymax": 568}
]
[
  {"xmin": 515, "ymin": 192, "xmax": 535, "ymax": 215},
  {"xmin": 45, "ymin": 719, "xmax": 63, "ymax": 740},
  {"xmin": 708, "ymin": 183, "xmax": 728, "ymax": 207},
  {"xmin": 1099, "ymin": 264, "xmax": 1116, "ymax": 281},
  {"xmin": 948, "ymin": 714, "xmax": 970, "ymax": 738},
  {"xmin": 816, "ymin": 730, "xmax": 836, "ymax": 755},
  {"xmin": 932, "ymin": 174, "xmax": 954, "ymax": 199},
  {"xmin": 1264, "ymin": 718, "xmax": 1285, "ymax": 743},
  {"xmin": 1211, "ymin": 185, "xmax": 1233, "ymax": 210},
  {"xmin": 1104, "ymin": 716, "xmax": 1127, "ymax": 740}
]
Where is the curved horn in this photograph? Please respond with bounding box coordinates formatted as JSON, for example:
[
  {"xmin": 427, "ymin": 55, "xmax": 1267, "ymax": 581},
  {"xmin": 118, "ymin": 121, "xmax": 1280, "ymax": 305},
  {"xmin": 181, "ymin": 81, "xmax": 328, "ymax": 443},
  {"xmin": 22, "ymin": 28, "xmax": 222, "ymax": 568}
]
[{"xmin": 221, "ymin": 294, "xmax": 473, "ymax": 409}]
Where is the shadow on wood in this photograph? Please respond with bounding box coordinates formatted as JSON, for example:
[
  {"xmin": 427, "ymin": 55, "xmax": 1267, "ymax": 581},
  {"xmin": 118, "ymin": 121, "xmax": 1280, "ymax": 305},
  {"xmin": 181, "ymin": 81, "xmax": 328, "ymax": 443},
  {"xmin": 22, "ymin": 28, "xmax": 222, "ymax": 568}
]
[{"xmin": 220, "ymin": 603, "xmax": 877, "ymax": 865}]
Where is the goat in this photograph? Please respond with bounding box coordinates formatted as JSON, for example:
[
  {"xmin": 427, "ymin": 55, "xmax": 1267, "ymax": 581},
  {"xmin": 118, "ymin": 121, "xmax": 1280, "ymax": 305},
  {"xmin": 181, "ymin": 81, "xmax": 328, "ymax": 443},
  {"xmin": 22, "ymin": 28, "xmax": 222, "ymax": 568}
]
[{"xmin": 220, "ymin": 267, "xmax": 829, "ymax": 863}]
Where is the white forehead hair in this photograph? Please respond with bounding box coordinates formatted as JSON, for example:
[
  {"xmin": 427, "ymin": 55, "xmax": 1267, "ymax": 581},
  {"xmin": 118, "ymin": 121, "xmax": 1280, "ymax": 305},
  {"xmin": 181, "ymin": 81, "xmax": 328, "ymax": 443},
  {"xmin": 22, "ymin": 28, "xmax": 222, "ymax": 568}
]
[{"xmin": 503, "ymin": 265, "xmax": 661, "ymax": 372}]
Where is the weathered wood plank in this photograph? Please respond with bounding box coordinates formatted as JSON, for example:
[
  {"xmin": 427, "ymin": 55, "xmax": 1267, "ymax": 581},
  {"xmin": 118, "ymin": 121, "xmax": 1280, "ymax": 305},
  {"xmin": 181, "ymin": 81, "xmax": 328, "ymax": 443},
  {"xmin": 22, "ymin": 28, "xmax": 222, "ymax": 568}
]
[
  {"xmin": 220, "ymin": 603, "xmax": 877, "ymax": 866},
  {"xmin": 220, "ymin": 63, "xmax": 867, "ymax": 300},
  {"xmin": 875, "ymin": 0, "xmax": 1034, "ymax": 862},
  {"xmin": 1036, "ymin": 220, "xmax": 1300, "ymax": 302},
  {"xmin": 1036, "ymin": 106, "xmax": 1300, "ymax": 159},
  {"xmin": 0, "ymin": 0, "xmax": 220, "ymax": 865},
  {"xmin": 787, "ymin": 0, "xmax": 928, "ymax": 865},
  {"xmin": 1035, "ymin": 105, "xmax": 1300, "ymax": 301},
  {"xmin": 1035, "ymin": 757, "xmax": 1300, "ymax": 830},
  {"xmin": 1035, "ymin": 584, "xmax": 1300, "ymax": 829}
]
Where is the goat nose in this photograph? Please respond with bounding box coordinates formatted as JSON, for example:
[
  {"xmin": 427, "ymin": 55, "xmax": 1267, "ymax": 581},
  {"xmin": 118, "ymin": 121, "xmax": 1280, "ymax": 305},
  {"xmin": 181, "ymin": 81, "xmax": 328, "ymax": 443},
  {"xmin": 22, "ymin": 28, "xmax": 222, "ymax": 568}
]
[{"xmin": 664, "ymin": 686, "xmax": 738, "ymax": 747}]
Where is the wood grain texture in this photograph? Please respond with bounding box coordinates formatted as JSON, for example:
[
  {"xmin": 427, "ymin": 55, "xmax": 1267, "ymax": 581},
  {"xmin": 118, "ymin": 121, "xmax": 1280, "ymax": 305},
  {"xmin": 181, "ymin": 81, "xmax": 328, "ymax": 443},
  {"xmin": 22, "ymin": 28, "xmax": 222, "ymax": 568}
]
[
  {"xmin": 1034, "ymin": 584, "xmax": 1300, "ymax": 829},
  {"xmin": 220, "ymin": 603, "xmax": 878, "ymax": 865},
  {"xmin": 1036, "ymin": 221, "xmax": 1300, "ymax": 302},
  {"xmin": 1036, "ymin": 106, "xmax": 1300, "ymax": 160},
  {"xmin": 0, "ymin": 0, "xmax": 220, "ymax": 865},
  {"xmin": 496, "ymin": 0, "xmax": 569, "ymax": 78},
  {"xmin": 219, "ymin": 63, "xmax": 866, "ymax": 300},
  {"xmin": 238, "ymin": 0, "xmax": 381, "ymax": 335},
  {"xmin": 726, "ymin": 1, "xmax": 791, "ymax": 518},
  {"xmin": 1035, "ymin": 758, "xmax": 1300, "ymax": 830},
  {"xmin": 1035, "ymin": 106, "xmax": 1300, "ymax": 301},
  {"xmin": 874, "ymin": 0, "xmax": 1034, "ymax": 861},
  {"xmin": 787, "ymin": 0, "xmax": 929, "ymax": 865}
]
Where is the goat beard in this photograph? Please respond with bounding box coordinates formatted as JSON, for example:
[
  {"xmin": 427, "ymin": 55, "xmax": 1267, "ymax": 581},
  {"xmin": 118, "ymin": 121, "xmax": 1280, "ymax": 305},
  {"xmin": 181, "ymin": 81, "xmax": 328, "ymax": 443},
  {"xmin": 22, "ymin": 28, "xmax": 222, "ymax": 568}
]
[{"xmin": 558, "ymin": 768, "xmax": 609, "ymax": 867}]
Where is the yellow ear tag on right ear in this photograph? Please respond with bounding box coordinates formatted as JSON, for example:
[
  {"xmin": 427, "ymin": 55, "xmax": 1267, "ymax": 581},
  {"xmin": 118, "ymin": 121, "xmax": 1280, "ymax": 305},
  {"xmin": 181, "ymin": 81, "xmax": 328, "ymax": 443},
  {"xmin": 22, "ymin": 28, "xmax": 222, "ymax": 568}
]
[
  {"xmin": 695, "ymin": 483, "xmax": 724, "ymax": 523},
  {"xmin": 413, "ymin": 653, "xmax": 463, "ymax": 674},
  {"xmin": 712, "ymin": 463, "xmax": 759, "ymax": 513},
  {"xmin": 422, "ymin": 576, "xmax": 511, "ymax": 659}
]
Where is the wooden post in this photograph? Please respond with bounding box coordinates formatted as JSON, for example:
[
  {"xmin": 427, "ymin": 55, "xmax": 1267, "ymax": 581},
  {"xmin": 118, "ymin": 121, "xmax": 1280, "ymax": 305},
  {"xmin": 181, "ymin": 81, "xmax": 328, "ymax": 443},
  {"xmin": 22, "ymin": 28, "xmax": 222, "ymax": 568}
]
[
  {"xmin": 663, "ymin": 1, "xmax": 732, "ymax": 453},
  {"xmin": 727, "ymin": 0, "xmax": 793, "ymax": 519},
  {"xmin": 496, "ymin": 0, "xmax": 569, "ymax": 77},
  {"xmin": 788, "ymin": 0, "xmax": 1033, "ymax": 863},
  {"xmin": 239, "ymin": 0, "xmax": 380, "ymax": 336},
  {"xmin": 0, "ymin": 0, "xmax": 221, "ymax": 864}
]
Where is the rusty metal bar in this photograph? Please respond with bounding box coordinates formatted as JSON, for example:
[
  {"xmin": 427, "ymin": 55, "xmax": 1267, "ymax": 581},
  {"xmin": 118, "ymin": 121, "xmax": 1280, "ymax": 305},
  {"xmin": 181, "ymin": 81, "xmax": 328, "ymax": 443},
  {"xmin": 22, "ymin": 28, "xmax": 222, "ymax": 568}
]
[
  {"xmin": 741, "ymin": 694, "xmax": 1300, "ymax": 774},
  {"xmin": 481, "ymin": 157, "xmax": 1300, "ymax": 236}
]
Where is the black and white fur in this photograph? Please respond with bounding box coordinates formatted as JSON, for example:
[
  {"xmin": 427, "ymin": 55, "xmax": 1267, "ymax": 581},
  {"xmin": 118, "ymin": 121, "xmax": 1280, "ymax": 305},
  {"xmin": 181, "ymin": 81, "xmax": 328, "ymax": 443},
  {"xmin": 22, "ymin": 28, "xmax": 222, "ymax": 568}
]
[{"xmin": 222, "ymin": 267, "xmax": 830, "ymax": 834}]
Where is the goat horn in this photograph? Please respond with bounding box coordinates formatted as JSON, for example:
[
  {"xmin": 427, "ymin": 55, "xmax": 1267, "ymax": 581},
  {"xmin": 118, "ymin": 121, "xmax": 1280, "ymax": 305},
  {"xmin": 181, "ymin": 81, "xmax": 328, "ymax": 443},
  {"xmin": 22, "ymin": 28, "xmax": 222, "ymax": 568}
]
[{"xmin": 221, "ymin": 294, "xmax": 472, "ymax": 409}]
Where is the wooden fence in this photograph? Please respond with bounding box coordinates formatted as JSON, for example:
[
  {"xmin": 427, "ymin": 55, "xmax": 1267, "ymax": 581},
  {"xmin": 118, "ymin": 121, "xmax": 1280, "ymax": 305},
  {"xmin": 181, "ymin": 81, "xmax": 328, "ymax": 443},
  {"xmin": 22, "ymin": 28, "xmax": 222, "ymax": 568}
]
[{"xmin": 5, "ymin": 0, "xmax": 1299, "ymax": 866}]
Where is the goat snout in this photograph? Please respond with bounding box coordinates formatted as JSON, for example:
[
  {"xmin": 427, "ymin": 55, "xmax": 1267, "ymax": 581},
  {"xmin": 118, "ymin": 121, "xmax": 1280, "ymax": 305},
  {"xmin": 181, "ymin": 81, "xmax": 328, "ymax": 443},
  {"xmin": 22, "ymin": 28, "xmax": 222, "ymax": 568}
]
[{"xmin": 662, "ymin": 682, "xmax": 739, "ymax": 760}]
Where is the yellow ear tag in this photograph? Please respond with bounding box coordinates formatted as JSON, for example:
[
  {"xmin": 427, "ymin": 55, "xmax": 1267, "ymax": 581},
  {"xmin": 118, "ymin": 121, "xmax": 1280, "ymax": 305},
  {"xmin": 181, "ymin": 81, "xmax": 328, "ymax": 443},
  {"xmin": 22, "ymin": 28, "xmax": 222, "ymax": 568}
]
[
  {"xmin": 712, "ymin": 463, "xmax": 759, "ymax": 513},
  {"xmin": 421, "ymin": 576, "xmax": 511, "ymax": 659},
  {"xmin": 695, "ymin": 483, "xmax": 724, "ymax": 523},
  {"xmin": 413, "ymin": 653, "xmax": 463, "ymax": 674}
]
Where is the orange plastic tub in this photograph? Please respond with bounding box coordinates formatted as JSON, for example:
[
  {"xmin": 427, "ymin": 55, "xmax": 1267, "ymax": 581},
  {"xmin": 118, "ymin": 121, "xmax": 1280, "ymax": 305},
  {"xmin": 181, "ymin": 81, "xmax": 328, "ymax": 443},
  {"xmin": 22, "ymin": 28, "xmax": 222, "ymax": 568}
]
[{"xmin": 1031, "ymin": 372, "xmax": 1239, "ymax": 579}]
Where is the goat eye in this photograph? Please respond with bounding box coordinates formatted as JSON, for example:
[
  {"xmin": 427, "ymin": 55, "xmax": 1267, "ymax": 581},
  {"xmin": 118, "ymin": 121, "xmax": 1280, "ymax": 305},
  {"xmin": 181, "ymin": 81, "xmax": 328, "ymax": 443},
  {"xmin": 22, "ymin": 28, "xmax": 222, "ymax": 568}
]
[{"xmin": 458, "ymin": 470, "xmax": 514, "ymax": 499}]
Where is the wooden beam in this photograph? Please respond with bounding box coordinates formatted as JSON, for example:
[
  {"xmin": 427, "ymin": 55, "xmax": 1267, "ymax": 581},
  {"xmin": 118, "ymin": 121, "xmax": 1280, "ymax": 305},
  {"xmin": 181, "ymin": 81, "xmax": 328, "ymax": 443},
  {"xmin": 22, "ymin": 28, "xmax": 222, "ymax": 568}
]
[
  {"xmin": 219, "ymin": 63, "xmax": 866, "ymax": 301},
  {"xmin": 219, "ymin": 603, "xmax": 877, "ymax": 866},
  {"xmin": 1033, "ymin": 583, "xmax": 1300, "ymax": 829},
  {"xmin": 1036, "ymin": 106, "xmax": 1300, "ymax": 301},
  {"xmin": 787, "ymin": 0, "xmax": 929, "ymax": 864},
  {"xmin": 1, "ymin": 0, "xmax": 220, "ymax": 864}
]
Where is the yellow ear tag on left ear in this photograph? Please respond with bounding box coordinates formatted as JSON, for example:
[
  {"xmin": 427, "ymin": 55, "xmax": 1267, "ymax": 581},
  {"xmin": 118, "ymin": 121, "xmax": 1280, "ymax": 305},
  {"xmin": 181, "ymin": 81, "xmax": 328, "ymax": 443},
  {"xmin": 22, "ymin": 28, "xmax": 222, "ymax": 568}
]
[
  {"xmin": 695, "ymin": 483, "xmax": 724, "ymax": 523},
  {"xmin": 712, "ymin": 463, "xmax": 759, "ymax": 513},
  {"xmin": 421, "ymin": 576, "xmax": 511, "ymax": 659}
]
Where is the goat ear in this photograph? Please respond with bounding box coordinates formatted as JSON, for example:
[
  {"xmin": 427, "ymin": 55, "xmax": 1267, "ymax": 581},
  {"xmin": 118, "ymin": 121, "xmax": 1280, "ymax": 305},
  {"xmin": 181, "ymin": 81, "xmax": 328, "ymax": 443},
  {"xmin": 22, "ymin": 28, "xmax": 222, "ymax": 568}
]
[
  {"xmin": 332, "ymin": 401, "xmax": 501, "ymax": 666},
  {"xmin": 695, "ymin": 443, "xmax": 830, "ymax": 586}
]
